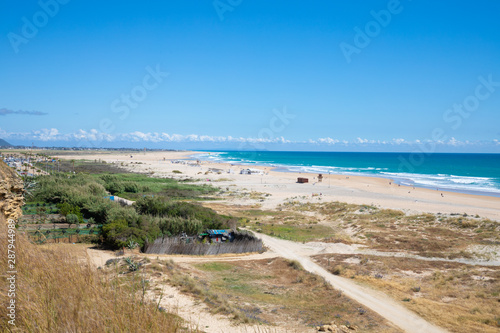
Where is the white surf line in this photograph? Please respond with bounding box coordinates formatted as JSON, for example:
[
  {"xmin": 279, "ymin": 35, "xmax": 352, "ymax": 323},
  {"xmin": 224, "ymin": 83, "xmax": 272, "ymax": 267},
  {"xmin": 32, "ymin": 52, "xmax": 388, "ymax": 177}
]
[{"xmin": 253, "ymin": 231, "xmax": 448, "ymax": 333}]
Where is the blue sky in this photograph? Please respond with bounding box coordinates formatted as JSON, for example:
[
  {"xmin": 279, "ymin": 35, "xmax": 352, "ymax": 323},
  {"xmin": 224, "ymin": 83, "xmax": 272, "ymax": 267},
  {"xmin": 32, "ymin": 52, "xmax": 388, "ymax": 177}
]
[{"xmin": 1, "ymin": 0, "xmax": 499, "ymax": 152}]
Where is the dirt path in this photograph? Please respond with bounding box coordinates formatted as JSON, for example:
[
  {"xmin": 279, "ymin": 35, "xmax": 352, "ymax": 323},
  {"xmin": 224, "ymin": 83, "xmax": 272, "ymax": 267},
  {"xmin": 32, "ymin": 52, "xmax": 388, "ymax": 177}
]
[
  {"xmin": 300, "ymin": 241, "xmax": 500, "ymax": 267},
  {"xmin": 86, "ymin": 237, "xmax": 496, "ymax": 333},
  {"xmin": 85, "ymin": 241, "xmax": 453, "ymax": 332},
  {"xmin": 86, "ymin": 247, "xmax": 120, "ymax": 267},
  {"xmin": 144, "ymin": 251, "xmax": 279, "ymax": 263},
  {"xmin": 86, "ymin": 248, "xmax": 278, "ymax": 267},
  {"xmin": 149, "ymin": 283, "xmax": 307, "ymax": 333},
  {"xmin": 252, "ymin": 231, "xmax": 448, "ymax": 333},
  {"xmin": 85, "ymin": 248, "xmax": 298, "ymax": 333}
]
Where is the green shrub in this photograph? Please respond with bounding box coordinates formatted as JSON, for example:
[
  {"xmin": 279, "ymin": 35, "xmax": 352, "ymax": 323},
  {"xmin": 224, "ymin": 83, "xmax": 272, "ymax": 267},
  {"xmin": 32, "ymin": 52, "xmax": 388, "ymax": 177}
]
[
  {"xmin": 157, "ymin": 216, "xmax": 203, "ymax": 236},
  {"xmin": 101, "ymin": 219, "xmax": 148, "ymax": 248},
  {"xmin": 124, "ymin": 182, "xmax": 139, "ymax": 193},
  {"xmin": 66, "ymin": 214, "xmax": 79, "ymax": 225},
  {"xmin": 106, "ymin": 206, "xmax": 141, "ymax": 228},
  {"xmin": 29, "ymin": 170, "xmax": 229, "ymax": 249},
  {"xmin": 106, "ymin": 181, "xmax": 125, "ymax": 195},
  {"xmin": 135, "ymin": 196, "xmax": 229, "ymax": 229}
]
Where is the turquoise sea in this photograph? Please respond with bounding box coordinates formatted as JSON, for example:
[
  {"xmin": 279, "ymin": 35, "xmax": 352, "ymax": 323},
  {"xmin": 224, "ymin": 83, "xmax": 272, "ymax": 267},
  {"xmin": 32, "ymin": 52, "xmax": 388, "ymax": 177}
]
[{"xmin": 197, "ymin": 151, "xmax": 500, "ymax": 197}]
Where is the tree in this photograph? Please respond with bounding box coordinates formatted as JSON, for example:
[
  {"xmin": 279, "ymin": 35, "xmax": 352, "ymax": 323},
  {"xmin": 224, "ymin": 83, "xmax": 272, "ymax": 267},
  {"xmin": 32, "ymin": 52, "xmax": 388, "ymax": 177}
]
[
  {"xmin": 36, "ymin": 206, "xmax": 47, "ymax": 224},
  {"xmin": 101, "ymin": 219, "xmax": 148, "ymax": 249},
  {"xmin": 58, "ymin": 203, "xmax": 83, "ymax": 223},
  {"xmin": 66, "ymin": 214, "xmax": 79, "ymax": 228}
]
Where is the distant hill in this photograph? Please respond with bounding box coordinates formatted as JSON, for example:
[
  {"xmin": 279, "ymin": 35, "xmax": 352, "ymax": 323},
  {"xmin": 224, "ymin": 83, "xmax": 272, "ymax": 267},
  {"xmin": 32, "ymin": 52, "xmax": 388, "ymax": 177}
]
[{"xmin": 0, "ymin": 138, "xmax": 12, "ymax": 147}]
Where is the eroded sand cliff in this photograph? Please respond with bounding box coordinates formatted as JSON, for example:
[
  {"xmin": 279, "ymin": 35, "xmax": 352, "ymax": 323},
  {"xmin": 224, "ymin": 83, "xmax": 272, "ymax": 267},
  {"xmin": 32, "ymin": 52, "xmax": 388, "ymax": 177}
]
[{"xmin": 0, "ymin": 160, "xmax": 24, "ymax": 223}]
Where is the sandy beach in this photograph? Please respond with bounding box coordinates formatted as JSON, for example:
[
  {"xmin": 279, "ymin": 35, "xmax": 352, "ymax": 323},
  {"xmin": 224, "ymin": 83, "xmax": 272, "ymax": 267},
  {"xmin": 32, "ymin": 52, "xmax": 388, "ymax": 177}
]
[{"xmin": 54, "ymin": 150, "xmax": 500, "ymax": 221}]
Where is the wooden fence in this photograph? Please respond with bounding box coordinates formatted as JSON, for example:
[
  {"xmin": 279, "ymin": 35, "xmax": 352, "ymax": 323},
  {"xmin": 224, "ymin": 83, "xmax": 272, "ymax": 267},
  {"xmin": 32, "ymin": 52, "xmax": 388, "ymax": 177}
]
[{"xmin": 144, "ymin": 233, "xmax": 263, "ymax": 255}]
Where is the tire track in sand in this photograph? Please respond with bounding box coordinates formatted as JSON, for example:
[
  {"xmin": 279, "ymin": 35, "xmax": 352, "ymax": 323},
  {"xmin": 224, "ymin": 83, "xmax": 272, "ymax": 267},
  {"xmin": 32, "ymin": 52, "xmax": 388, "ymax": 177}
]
[{"xmin": 253, "ymin": 231, "xmax": 447, "ymax": 333}]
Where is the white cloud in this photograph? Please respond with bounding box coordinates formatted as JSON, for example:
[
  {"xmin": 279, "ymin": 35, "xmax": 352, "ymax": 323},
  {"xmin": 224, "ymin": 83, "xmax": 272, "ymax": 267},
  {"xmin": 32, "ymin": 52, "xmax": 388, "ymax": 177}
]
[
  {"xmin": 1, "ymin": 127, "xmax": 499, "ymax": 151},
  {"xmin": 356, "ymin": 138, "xmax": 381, "ymax": 144},
  {"xmin": 114, "ymin": 131, "xmax": 290, "ymax": 144},
  {"xmin": 447, "ymin": 137, "xmax": 463, "ymax": 146},
  {"xmin": 392, "ymin": 138, "xmax": 406, "ymax": 145},
  {"xmin": 125, "ymin": 131, "xmax": 159, "ymax": 142},
  {"xmin": 315, "ymin": 137, "xmax": 340, "ymax": 145},
  {"xmin": 73, "ymin": 129, "xmax": 114, "ymax": 142},
  {"xmin": 0, "ymin": 108, "xmax": 48, "ymax": 116}
]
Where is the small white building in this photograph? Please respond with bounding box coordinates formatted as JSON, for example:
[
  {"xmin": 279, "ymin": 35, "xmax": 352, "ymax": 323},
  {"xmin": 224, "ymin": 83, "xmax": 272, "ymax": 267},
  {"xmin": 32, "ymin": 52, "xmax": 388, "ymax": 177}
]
[{"xmin": 240, "ymin": 168, "xmax": 264, "ymax": 175}]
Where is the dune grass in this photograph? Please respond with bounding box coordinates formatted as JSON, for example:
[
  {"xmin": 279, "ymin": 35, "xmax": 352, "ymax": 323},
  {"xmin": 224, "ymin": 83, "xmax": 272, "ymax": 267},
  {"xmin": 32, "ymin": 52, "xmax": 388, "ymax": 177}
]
[
  {"xmin": 313, "ymin": 253, "xmax": 500, "ymax": 333},
  {"xmin": 279, "ymin": 200, "xmax": 500, "ymax": 258},
  {"xmin": 184, "ymin": 258, "xmax": 400, "ymax": 331},
  {"xmin": 0, "ymin": 222, "xmax": 186, "ymax": 332},
  {"xmin": 248, "ymin": 223, "xmax": 334, "ymax": 243},
  {"xmin": 91, "ymin": 172, "xmax": 218, "ymax": 200},
  {"xmin": 195, "ymin": 262, "xmax": 233, "ymax": 272}
]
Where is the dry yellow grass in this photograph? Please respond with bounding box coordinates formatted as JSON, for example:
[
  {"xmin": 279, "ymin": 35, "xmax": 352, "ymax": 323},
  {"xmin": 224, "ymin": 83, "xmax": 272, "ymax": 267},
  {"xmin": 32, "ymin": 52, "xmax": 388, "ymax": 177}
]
[
  {"xmin": 167, "ymin": 258, "xmax": 401, "ymax": 332},
  {"xmin": 314, "ymin": 254, "xmax": 500, "ymax": 333},
  {"xmin": 0, "ymin": 222, "xmax": 186, "ymax": 332}
]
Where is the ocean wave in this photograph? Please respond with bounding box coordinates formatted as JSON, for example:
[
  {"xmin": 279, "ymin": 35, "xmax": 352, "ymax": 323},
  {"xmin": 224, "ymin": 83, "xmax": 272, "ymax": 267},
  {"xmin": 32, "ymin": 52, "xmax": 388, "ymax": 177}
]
[
  {"xmin": 380, "ymin": 172, "xmax": 500, "ymax": 194},
  {"xmin": 197, "ymin": 152, "xmax": 500, "ymax": 196}
]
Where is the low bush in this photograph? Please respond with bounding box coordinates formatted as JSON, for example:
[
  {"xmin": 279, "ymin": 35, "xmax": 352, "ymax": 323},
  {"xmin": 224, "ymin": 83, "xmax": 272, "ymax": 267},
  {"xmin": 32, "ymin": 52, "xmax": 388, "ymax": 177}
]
[
  {"xmin": 66, "ymin": 214, "xmax": 80, "ymax": 226},
  {"xmin": 135, "ymin": 196, "xmax": 231, "ymax": 230},
  {"xmin": 28, "ymin": 170, "xmax": 230, "ymax": 249},
  {"xmin": 286, "ymin": 259, "xmax": 303, "ymax": 271}
]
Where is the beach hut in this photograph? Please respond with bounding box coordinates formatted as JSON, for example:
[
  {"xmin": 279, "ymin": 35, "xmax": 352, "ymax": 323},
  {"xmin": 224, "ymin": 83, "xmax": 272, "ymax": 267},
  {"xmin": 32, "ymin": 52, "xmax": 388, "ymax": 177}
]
[{"xmin": 205, "ymin": 229, "xmax": 234, "ymax": 243}]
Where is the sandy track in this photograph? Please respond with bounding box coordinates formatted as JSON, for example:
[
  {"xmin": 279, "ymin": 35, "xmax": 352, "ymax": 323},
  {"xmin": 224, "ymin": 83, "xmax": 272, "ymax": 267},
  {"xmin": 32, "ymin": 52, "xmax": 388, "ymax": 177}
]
[
  {"xmin": 253, "ymin": 231, "xmax": 448, "ymax": 333},
  {"xmin": 85, "ymin": 248, "xmax": 300, "ymax": 333},
  {"xmin": 86, "ymin": 247, "xmax": 119, "ymax": 267},
  {"xmin": 86, "ymin": 239, "xmax": 452, "ymax": 332},
  {"xmin": 143, "ymin": 251, "xmax": 279, "ymax": 263},
  {"xmin": 86, "ymin": 248, "xmax": 278, "ymax": 267},
  {"xmin": 85, "ymin": 237, "xmax": 493, "ymax": 332},
  {"xmin": 150, "ymin": 283, "xmax": 309, "ymax": 333},
  {"xmin": 300, "ymin": 241, "xmax": 500, "ymax": 267}
]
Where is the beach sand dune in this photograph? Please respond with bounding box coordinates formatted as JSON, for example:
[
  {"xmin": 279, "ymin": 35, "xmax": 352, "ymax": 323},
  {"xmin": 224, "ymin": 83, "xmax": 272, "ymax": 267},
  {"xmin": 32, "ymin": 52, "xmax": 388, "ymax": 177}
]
[{"xmin": 55, "ymin": 150, "xmax": 500, "ymax": 221}]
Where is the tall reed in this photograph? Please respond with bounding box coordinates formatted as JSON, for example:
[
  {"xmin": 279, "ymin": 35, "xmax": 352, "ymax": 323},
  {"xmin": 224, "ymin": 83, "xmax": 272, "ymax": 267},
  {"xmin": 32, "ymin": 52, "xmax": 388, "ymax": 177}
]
[{"xmin": 0, "ymin": 222, "xmax": 184, "ymax": 332}]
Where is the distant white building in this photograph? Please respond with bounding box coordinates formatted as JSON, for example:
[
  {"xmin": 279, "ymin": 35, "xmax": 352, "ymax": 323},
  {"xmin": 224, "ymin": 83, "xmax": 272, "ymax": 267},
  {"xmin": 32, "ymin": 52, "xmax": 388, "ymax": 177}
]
[{"xmin": 240, "ymin": 168, "xmax": 264, "ymax": 175}]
